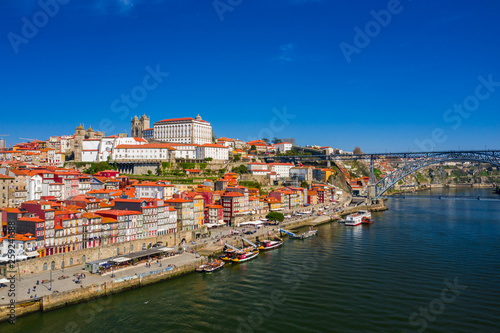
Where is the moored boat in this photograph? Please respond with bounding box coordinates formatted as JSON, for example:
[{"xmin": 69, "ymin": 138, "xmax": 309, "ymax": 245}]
[
  {"xmin": 230, "ymin": 249, "xmax": 259, "ymax": 263},
  {"xmin": 290, "ymin": 227, "xmax": 318, "ymax": 239},
  {"xmin": 258, "ymin": 238, "xmax": 283, "ymax": 251},
  {"xmin": 219, "ymin": 249, "xmax": 237, "ymax": 262},
  {"xmin": 345, "ymin": 213, "xmax": 363, "ymax": 226},
  {"xmin": 196, "ymin": 259, "xmax": 225, "ymax": 273}
]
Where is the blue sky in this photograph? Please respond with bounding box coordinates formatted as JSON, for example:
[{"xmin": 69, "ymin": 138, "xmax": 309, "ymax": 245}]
[{"xmin": 0, "ymin": 0, "xmax": 499, "ymax": 152}]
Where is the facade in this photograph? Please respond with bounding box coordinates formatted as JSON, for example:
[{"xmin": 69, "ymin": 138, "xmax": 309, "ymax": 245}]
[
  {"xmin": 165, "ymin": 198, "xmax": 194, "ymax": 232},
  {"xmin": 269, "ymin": 163, "xmax": 294, "ymax": 178},
  {"xmin": 112, "ymin": 143, "xmax": 175, "ymax": 161},
  {"xmin": 195, "ymin": 144, "xmax": 229, "ymax": 161},
  {"xmin": 153, "ymin": 115, "xmax": 212, "ymax": 145},
  {"xmin": 273, "ymin": 142, "xmax": 293, "ymax": 153},
  {"xmin": 134, "ymin": 182, "xmax": 176, "ymax": 200},
  {"xmin": 0, "ymin": 175, "xmax": 15, "ymax": 208},
  {"xmin": 221, "ymin": 191, "xmax": 245, "ymax": 226},
  {"xmin": 131, "ymin": 115, "xmax": 150, "ymax": 138},
  {"xmin": 204, "ymin": 205, "xmax": 223, "ymax": 225}
]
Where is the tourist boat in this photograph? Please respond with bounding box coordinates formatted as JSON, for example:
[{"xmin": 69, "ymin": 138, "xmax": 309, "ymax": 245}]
[
  {"xmin": 258, "ymin": 238, "xmax": 283, "ymax": 251},
  {"xmin": 197, "ymin": 260, "xmax": 225, "ymax": 273},
  {"xmin": 230, "ymin": 249, "xmax": 259, "ymax": 263},
  {"xmin": 219, "ymin": 249, "xmax": 237, "ymax": 262},
  {"xmin": 345, "ymin": 213, "xmax": 363, "ymax": 226},
  {"xmin": 359, "ymin": 210, "xmax": 373, "ymax": 224}
]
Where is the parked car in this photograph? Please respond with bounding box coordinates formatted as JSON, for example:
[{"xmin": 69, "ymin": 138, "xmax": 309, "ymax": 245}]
[{"xmin": 244, "ymin": 231, "xmax": 253, "ymax": 235}]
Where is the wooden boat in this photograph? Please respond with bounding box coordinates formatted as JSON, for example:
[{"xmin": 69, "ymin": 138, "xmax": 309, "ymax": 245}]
[
  {"xmin": 258, "ymin": 238, "xmax": 283, "ymax": 251},
  {"xmin": 197, "ymin": 260, "xmax": 225, "ymax": 273},
  {"xmin": 230, "ymin": 249, "xmax": 259, "ymax": 263},
  {"xmin": 219, "ymin": 249, "xmax": 237, "ymax": 262}
]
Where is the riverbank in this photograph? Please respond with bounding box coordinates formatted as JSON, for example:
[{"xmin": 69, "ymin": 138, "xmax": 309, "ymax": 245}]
[{"xmin": 0, "ymin": 254, "xmax": 205, "ymax": 323}]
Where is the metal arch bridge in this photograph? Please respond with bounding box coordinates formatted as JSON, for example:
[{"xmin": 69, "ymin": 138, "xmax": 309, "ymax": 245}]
[
  {"xmin": 371, "ymin": 150, "xmax": 500, "ymax": 198},
  {"xmin": 263, "ymin": 149, "xmax": 500, "ymax": 199}
]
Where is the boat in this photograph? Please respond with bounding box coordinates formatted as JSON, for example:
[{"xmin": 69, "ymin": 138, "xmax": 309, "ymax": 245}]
[
  {"xmin": 197, "ymin": 260, "xmax": 225, "ymax": 273},
  {"xmin": 258, "ymin": 238, "xmax": 283, "ymax": 251},
  {"xmin": 230, "ymin": 249, "xmax": 259, "ymax": 263},
  {"xmin": 359, "ymin": 210, "xmax": 373, "ymax": 224},
  {"xmin": 290, "ymin": 227, "xmax": 318, "ymax": 239},
  {"xmin": 219, "ymin": 248, "xmax": 237, "ymax": 262},
  {"xmin": 345, "ymin": 213, "xmax": 363, "ymax": 226}
]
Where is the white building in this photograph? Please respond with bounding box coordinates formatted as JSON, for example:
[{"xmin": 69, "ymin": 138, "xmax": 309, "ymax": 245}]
[
  {"xmin": 269, "ymin": 163, "xmax": 294, "ymax": 178},
  {"xmin": 81, "ymin": 136, "xmax": 148, "ymax": 162},
  {"xmin": 153, "ymin": 115, "xmax": 212, "ymax": 145},
  {"xmin": 320, "ymin": 146, "xmax": 334, "ymax": 155},
  {"xmin": 27, "ymin": 174, "xmax": 43, "ymax": 201},
  {"xmin": 195, "ymin": 144, "xmax": 229, "ymax": 161},
  {"xmin": 112, "ymin": 143, "xmax": 174, "ymax": 161},
  {"xmin": 273, "ymin": 142, "xmax": 293, "ymax": 153},
  {"xmin": 134, "ymin": 182, "xmax": 177, "ymax": 200},
  {"xmin": 81, "ymin": 139, "xmax": 101, "ymax": 162},
  {"xmin": 168, "ymin": 144, "xmax": 198, "ymax": 160}
]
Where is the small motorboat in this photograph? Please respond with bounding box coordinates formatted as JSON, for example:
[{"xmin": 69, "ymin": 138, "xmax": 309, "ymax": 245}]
[
  {"xmin": 258, "ymin": 238, "xmax": 283, "ymax": 251},
  {"xmin": 197, "ymin": 260, "xmax": 225, "ymax": 273}
]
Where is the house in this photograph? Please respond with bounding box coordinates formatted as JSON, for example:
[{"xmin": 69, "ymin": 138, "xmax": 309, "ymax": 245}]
[
  {"xmin": 195, "ymin": 144, "xmax": 229, "ymax": 161},
  {"xmin": 273, "ymin": 142, "xmax": 293, "ymax": 154},
  {"xmin": 269, "ymin": 163, "xmax": 294, "ymax": 178}
]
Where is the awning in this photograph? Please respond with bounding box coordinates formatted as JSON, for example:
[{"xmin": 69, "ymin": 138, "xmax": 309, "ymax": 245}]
[
  {"xmin": 25, "ymin": 251, "xmax": 39, "ymax": 258},
  {"xmin": 0, "ymin": 278, "xmax": 10, "ymax": 284},
  {"xmin": 110, "ymin": 257, "xmax": 131, "ymax": 263}
]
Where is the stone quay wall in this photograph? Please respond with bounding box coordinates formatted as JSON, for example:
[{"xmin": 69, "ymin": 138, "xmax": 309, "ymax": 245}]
[
  {"xmin": 0, "ymin": 229, "xmax": 204, "ymax": 277},
  {"xmin": 0, "ymin": 258, "xmax": 205, "ymax": 323}
]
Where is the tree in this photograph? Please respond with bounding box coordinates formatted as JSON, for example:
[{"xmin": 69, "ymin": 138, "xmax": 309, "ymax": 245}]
[
  {"xmin": 250, "ymin": 145, "xmax": 257, "ymax": 151},
  {"xmin": 353, "ymin": 146, "xmax": 363, "ymax": 154},
  {"xmin": 147, "ymin": 170, "xmax": 153, "ymax": 176},
  {"xmin": 282, "ymin": 138, "xmax": 296, "ymax": 145},
  {"xmin": 266, "ymin": 212, "xmax": 284, "ymax": 223},
  {"xmin": 300, "ymin": 180, "xmax": 309, "ymax": 188},
  {"xmin": 234, "ymin": 155, "xmax": 241, "ymax": 162},
  {"xmin": 204, "ymin": 157, "xmax": 213, "ymax": 162},
  {"xmin": 272, "ymin": 137, "xmax": 282, "ymax": 144},
  {"xmin": 156, "ymin": 167, "xmax": 162, "ymax": 176},
  {"xmin": 262, "ymin": 138, "xmax": 270, "ymax": 144}
]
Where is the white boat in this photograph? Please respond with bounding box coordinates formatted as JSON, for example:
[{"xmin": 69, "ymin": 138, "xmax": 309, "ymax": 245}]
[{"xmin": 345, "ymin": 213, "xmax": 363, "ymax": 226}]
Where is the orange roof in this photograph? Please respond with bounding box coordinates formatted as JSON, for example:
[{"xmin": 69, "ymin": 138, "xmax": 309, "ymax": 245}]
[{"xmin": 114, "ymin": 143, "xmax": 176, "ymax": 150}]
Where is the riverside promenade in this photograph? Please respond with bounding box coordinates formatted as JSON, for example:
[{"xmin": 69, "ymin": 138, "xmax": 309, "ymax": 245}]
[
  {"xmin": 0, "ymin": 252, "xmax": 199, "ymax": 306},
  {"xmin": 0, "ymin": 196, "xmax": 386, "ymax": 322}
]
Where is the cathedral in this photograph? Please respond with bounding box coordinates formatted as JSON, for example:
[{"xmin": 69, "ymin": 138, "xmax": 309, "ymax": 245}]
[{"xmin": 131, "ymin": 115, "xmax": 150, "ymax": 138}]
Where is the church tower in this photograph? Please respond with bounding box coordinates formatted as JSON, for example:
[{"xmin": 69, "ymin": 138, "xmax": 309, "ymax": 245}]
[{"xmin": 131, "ymin": 114, "xmax": 150, "ymax": 138}]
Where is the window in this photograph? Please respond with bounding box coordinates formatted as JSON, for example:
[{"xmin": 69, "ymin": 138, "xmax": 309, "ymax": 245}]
[
  {"xmin": 51, "ymin": 261, "xmax": 55, "ymax": 270},
  {"xmin": 43, "ymin": 263, "xmax": 47, "ymax": 271}
]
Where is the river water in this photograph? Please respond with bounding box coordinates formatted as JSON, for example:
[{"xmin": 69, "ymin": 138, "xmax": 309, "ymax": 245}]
[{"xmin": 2, "ymin": 188, "xmax": 500, "ymax": 333}]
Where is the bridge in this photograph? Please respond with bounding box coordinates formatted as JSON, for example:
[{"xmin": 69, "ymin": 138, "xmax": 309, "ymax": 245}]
[{"xmin": 264, "ymin": 149, "xmax": 500, "ymax": 199}]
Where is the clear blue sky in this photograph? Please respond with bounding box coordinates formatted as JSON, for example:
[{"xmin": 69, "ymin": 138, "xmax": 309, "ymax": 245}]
[{"xmin": 1, "ymin": 0, "xmax": 499, "ymax": 152}]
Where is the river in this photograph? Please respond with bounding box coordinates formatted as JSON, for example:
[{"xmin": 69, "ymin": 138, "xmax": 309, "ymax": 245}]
[{"xmin": 2, "ymin": 188, "xmax": 500, "ymax": 333}]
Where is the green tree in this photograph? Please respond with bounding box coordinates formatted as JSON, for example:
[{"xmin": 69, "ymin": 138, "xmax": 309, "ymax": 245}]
[
  {"xmin": 266, "ymin": 212, "xmax": 284, "ymax": 223},
  {"xmin": 300, "ymin": 180, "xmax": 309, "ymax": 188},
  {"xmin": 262, "ymin": 138, "xmax": 270, "ymax": 144},
  {"xmin": 234, "ymin": 155, "xmax": 241, "ymax": 162},
  {"xmin": 250, "ymin": 145, "xmax": 257, "ymax": 151},
  {"xmin": 204, "ymin": 157, "xmax": 213, "ymax": 162},
  {"xmin": 272, "ymin": 137, "xmax": 282, "ymax": 144}
]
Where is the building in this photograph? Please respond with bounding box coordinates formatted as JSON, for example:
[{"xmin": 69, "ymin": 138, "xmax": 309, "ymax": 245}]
[
  {"xmin": 290, "ymin": 166, "xmax": 313, "ymax": 183},
  {"xmin": 195, "ymin": 144, "xmax": 229, "ymax": 161},
  {"xmin": 204, "ymin": 204, "xmax": 223, "ymax": 225},
  {"xmin": 269, "ymin": 163, "xmax": 294, "ymax": 179},
  {"xmin": 131, "ymin": 114, "xmax": 150, "ymax": 138},
  {"xmin": 0, "ymin": 175, "xmax": 14, "ymax": 208},
  {"xmin": 221, "ymin": 191, "xmax": 245, "ymax": 226},
  {"xmin": 153, "ymin": 115, "xmax": 212, "ymax": 145},
  {"xmin": 73, "ymin": 125, "xmax": 105, "ymax": 162},
  {"xmin": 134, "ymin": 182, "xmax": 176, "ymax": 200},
  {"xmin": 164, "ymin": 198, "xmax": 194, "ymax": 232},
  {"xmin": 320, "ymin": 146, "xmax": 334, "ymax": 155},
  {"xmin": 112, "ymin": 143, "xmax": 175, "ymax": 161},
  {"xmin": 273, "ymin": 142, "xmax": 293, "ymax": 154}
]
